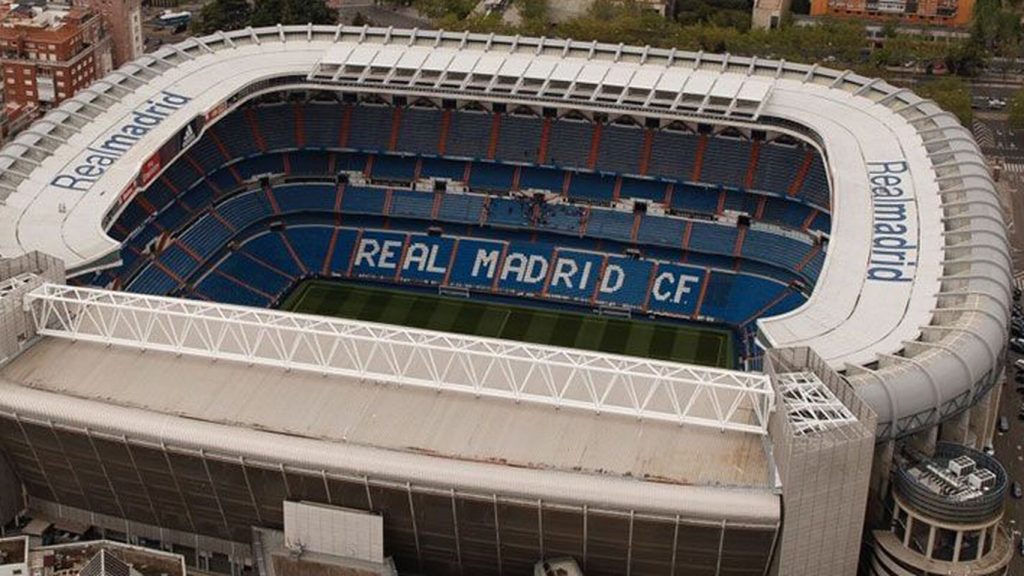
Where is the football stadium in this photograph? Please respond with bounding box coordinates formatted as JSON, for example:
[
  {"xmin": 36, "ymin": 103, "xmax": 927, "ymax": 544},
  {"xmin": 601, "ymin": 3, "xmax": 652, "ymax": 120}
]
[{"xmin": 0, "ymin": 25, "xmax": 1012, "ymax": 576}]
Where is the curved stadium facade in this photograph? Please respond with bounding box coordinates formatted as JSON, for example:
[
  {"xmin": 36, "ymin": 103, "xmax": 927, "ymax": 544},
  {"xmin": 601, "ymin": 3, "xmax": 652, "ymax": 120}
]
[{"xmin": 0, "ymin": 25, "xmax": 1011, "ymax": 576}]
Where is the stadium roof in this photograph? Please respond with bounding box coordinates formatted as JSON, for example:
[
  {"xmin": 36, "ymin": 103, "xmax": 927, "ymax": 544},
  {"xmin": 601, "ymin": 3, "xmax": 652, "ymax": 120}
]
[
  {"xmin": 0, "ymin": 25, "xmax": 1009, "ymax": 441},
  {"xmin": 0, "ymin": 336, "xmax": 780, "ymax": 524}
]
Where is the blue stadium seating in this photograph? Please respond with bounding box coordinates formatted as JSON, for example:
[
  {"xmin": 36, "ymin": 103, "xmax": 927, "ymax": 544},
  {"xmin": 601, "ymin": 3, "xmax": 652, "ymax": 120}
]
[
  {"xmin": 276, "ymin": 184, "xmax": 337, "ymax": 213},
  {"xmin": 752, "ymin": 142, "xmax": 802, "ymax": 195},
  {"xmin": 539, "ymin": 204, "xmax": 583, "ymax": 234},
  {"xmin": 585, "ymin": 209, "xmax": 633, "ymax": 242},
  {"xmin": 672, "ymin": 183, "xmax": 719, "ymax": 214},
  {"xmin": 519, "ymin": 166, "xmax": 563, "ymax": 193},
  {"xmin": 211, "ymin": 110, "xmax": 260, "ymax": 158},
  {"xmin": 284, "ymin": 226, "xmax": 334, "ymax": 273},
  {"xmin": 687, "ymin": 222, "xmax": 738, "ymax": 255},
  {"xmin": 390, "ymin": 190, "xmax": 434, "ymax": 220},
  {"xmin": 420, "ymin": 158, "xmax": 466, "ymax": 182},
  {"xmin": 438, "ymin": 193, "xmax": 484, "ymax": 224},
  {"xmin": 240, "ymin": 233, "xmax": 303, "ymax": 277},
  {"xmin": 496, "ymin": 114, "xmax": 542, "ymax": 163},
  {"xmin": 809, "ymin": 212, "xmax": 830, "ymax": 234},
  {"xmin": 341, "ymin": 187, "xmax": 386, "ymax": 215},
  {"xmin": 636, "ymin": 216, "xmax": 684, "ymax": 248},
  {"xmin": 568, "ymin": 172, "xmax": 616, "ymax": 203},
  {"xmin": 801, "ymin": 155, "xmax": 830, "ymax": 209},
  {"xmin": 647, "ymin": 129, "xmax": 698, "ymax": 180},
  {"xmin": 396, "ymin": 107, "xmax": 443, "ymax": 156},
  {"xmin": 215, "ymin": 192, "xmax": 270, "ymax": 230},
  {"xmin": 761, "ymin": 197, "xmax": 808, "ymax": 229},
  {"xmin": 700, "ymin": 137, "xmax": 750, "ymax": 189},
  {"xmin": 195, "ymin": 272, "xmax": 271, "ymax": 308},
  {"xmin": 597, "ymin": 124, "xmax": 643, "ymax": 175},
  {"xmin": 179, "ymin": 214, "xmax": 234, "ymax": 260},
  {"xmin": 109, "ymin": 100, "xmax": 830, "ymax": 344},
  {"xmin": 290, "ymin": 151, "xmax": 331, "ymax": 175},
  {"xmin": 257, "ymin": 104, "xmax": 299, "ymax": 151},
  {"xmin": 443, "ymin": 110, "xmax": 491, "ymax": 159},
  {"xmin": 741, "ymin": 229, "xmax": 815, "ymax": 272},
  {"xmin": 469, "ymin": 162, "xmax": 515, "ymax": 191},
  {"xmin": 487, "ymin": 198, "xmax": 531, "ymax": 227},
  {"xmin": 128, "ymin": 264, "xmax": 178, "ymax": 295},
  {"xmin": 372, "ymin": 155, "xmax": 417, "ymax": 181},
  {"xmin": 347, "ymin": 105, "xmax": 393, "ymax": 152},
  {"xmin": 304, "ymin": 103, "xmax": 345, "ymax": 149},
  {"xmin": 619, "ymin": 179, "xmax": 666, "ymax": 203},
  {"xmin": 699, "ymin": 271, "xmax": 790, "ymax": 324},
  {"xmin": 546, "ymin": 119, "xmax": 592, "ymax": 169}
]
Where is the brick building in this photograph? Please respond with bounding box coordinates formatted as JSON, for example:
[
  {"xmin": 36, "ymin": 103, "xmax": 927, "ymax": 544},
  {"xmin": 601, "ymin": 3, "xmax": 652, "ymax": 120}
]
[
  {"xmin": 85, "ymin": 0, "xmax": 142, "ymax": 67},
  {"xmin": 0, "ymin": 2, "xmax": 112, "ymax": 109},
  {"xmin": 809, "ymin": 0, "xmax": 975, "ymax": 26}
]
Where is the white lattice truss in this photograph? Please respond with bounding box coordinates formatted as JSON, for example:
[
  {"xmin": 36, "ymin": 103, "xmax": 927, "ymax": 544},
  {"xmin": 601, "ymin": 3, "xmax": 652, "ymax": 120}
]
[
  {"xmin": 0, "ymin": 273, "xmax": 36, "ymax": 300},
  {"xmin": 776, "ymin": 371, "xmax": 857, "ymax": 436},
  {"xmin": 25, "ymin": 283, "xmax": 773, "ymax": 434}
]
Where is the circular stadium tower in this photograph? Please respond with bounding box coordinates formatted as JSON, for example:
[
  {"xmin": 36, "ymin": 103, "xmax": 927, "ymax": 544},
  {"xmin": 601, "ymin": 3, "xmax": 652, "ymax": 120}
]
[
  {"xmin": 0, "ymin": 26, "xmax": 1009, "ymax": 576},
  {"xmin": 871, "ymin": 443, "xmax": 1013, "ymax": 575}
]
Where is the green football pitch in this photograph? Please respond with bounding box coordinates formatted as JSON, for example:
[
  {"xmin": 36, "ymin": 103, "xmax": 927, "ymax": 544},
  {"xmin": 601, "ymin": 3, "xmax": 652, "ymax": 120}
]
[{"xmin": 281, "ymin": 280, "xmax": 734, "ymax": 369}]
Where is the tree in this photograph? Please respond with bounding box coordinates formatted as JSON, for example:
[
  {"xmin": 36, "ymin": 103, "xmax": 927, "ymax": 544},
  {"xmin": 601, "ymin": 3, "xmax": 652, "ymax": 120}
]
[
  {"xmin": 1009, "ymin": 90, "xmax": 1024, "ymax": 130},
  {"xmin": 251, "ymin": 0, "xmax": 338, "ymax": 27},
  {"xmin": 915, "ymin": 77, "xmax": 973, "ymax": 125},
  {"xmin": 192, "ymin": 0, "xmax": 252, "ymax": 34}
]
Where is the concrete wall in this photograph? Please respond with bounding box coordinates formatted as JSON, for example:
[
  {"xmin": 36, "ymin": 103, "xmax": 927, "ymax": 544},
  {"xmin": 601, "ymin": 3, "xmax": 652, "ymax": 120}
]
[
  {"xmin": 0, "ymin": 253, "xmax": 64, "ymax": 366},
  {"xmin": 766, "ymin": 347, "xmax": 877, "ymax": 576}
]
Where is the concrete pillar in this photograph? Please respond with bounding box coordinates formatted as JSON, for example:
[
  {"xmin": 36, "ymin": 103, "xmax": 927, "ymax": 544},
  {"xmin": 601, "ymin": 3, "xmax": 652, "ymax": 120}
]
[
  {"xmin": 868, "ymin": 440, "xmax": 896, "ymax": 528},
  {"xmin": 969, "ymin": 378, "xmax": 1002, "ymax": 448},
  {"xmin": 903, "ymin": 515, "xmax": 913, "ymax": 547},
  {"xmin": 926, "ymin": 525, "xmax": 936, "ymax": 558},
  {"xmin": 907, "ymin": 425, "xmax": 938, "ymax": 456},
  {"xmin": 940, "ymin": 407, "xmax": 970, "ymax": 444},
  {"xmin": 953, "ymin": 530, "xmax": 964, "ymax": 562}
]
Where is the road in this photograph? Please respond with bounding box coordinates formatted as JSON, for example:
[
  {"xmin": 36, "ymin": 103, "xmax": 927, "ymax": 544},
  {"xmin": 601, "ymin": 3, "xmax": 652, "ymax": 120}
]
[
  {"xmin": 995, "ymin": 360, "xmax": 1024, "ymax": 568},
  {"xmin": 975, "ymin": 88, "xmax": 1024, "ymax": 569}
]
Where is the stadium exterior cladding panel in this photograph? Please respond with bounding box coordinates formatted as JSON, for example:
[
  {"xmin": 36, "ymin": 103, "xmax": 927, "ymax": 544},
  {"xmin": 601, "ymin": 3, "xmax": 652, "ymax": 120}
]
[{"xmin": 0, "ymin": 25, "xmax": 1007, "ymax": 442}]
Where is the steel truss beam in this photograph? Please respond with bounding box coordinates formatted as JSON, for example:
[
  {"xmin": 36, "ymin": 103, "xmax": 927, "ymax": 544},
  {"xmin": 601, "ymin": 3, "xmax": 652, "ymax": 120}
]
[{"xmin": 24, "ymin": 283, "xmax": 773, "ymax": 434}]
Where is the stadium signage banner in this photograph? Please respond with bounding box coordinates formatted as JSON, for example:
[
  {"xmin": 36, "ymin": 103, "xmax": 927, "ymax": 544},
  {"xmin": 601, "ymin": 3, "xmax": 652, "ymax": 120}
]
[
  {"xmin": 866, "ymin": 160, "xmax": 916, "ymax": 283},
  {"xmin": 346, "ymin": 231, "xmax": 706, "ymax": 315},
  {"xmin": 51, "ymin": 91, "xmax": 192, "ymax": 192}
]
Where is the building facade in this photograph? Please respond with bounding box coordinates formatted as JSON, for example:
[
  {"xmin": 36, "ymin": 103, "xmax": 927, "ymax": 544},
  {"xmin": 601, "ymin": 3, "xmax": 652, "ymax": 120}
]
[
  {"xmin": 810, "ymin": 0, "xmax": 974, "ymax": 26},
  {"xmin": 0, "ymin": 3, "xmax": 111, "ymax": 109},
  {"xmin": 85, "ymin": 0, "xmax": 142, "ymax": 68}
]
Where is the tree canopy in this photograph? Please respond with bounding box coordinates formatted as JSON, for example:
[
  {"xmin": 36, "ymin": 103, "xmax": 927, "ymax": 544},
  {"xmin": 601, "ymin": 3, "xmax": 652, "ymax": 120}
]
[
  {"xmin": 192, "ymin": 0, "xmax": 251, "ymax": 35},
  {"xmin": 194, "ymin": 0, "xmax": 336, "ymax": 34},
  {"xmin": 914, "ymin": 77, "xmax": 973, "ymax": 125}
]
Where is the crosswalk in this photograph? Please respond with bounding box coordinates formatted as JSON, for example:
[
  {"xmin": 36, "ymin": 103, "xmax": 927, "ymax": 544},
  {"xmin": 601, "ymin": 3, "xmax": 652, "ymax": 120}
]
[
  {"xmin": 1014, "ymin": 271, "xmax": 1024, "ymax": 291},
  {"xmin": 973, "ymin": 119, "xmax": 996, "ymax": 149},
  {"xmin": 1003, "ymin": 162, "xmax": 1024, "ymax": 174}
]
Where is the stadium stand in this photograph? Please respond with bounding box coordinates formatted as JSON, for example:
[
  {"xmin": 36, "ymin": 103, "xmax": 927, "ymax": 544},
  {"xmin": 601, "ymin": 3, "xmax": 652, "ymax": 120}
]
[{"xmin": 104, "ymin": 99, "xmax": 835, "ymax": 367}]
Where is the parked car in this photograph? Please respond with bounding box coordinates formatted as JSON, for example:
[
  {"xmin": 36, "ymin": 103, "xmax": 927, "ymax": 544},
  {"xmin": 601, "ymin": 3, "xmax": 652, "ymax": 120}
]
[
  {"xmin": 1015, "ymin": 286, "xmax": 1022, "ymax": 301},
  {"xmin": 1013, "ymin": 482, "xmax": 1022, "ymax": 499},
  {"xmin": 999, "ymin": 416, "xmax": 1010, "ymax": 432},
  {"xmin": 983, "ymin": 444, "xmax": 995, "ymax": 456},
  {"xmin": 1014, "ymin": 358, "xmax": 1024, "ymax": 371},
  {"xmin": 1010, "ymin": 338, "xmax": 1024, "ymax": 354}
]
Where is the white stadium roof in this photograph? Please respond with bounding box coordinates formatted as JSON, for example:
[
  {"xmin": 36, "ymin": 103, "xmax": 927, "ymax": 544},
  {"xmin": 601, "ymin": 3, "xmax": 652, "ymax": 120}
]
[{"xmin": 0, "ymin": 26, "xmax": 1009, "ymax": 442}]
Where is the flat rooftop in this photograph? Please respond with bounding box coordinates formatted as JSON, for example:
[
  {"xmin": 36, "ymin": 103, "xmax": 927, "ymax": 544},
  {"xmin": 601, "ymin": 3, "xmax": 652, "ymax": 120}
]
[{"xmin": 1, "ymin": 336, "xmax": 773, "ymax": 491}]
